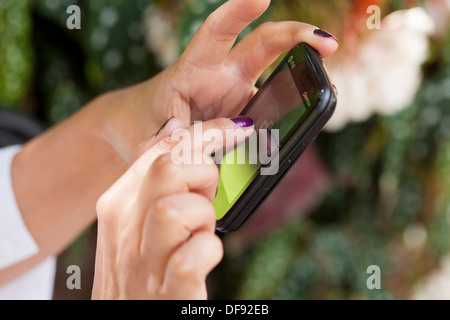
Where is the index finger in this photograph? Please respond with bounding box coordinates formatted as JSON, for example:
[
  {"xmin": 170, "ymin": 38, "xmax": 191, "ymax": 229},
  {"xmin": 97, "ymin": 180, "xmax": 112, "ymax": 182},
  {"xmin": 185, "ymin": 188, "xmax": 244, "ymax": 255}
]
[
  {"xmin": 132, "ymin": 118, "xmax": 254, "ymax": 213},
  {"xmin": 131, "ymin": 118, "xmax": 254, "ymax": 179},
  {"xmin": 181, "ymin": 0, "xmax": 271, "ymax": 66}
]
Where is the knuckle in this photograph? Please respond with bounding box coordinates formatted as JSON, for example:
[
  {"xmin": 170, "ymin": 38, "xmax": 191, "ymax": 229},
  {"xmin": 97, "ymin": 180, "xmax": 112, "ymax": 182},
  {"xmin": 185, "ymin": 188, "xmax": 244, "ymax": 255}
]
[
  {"xmin": 256, "ymin": 21, "xmax": 278, "ymax": 45},
  {"xmin": 205, "ymin": 12, "xmax": 236, "ymax": 43},
  {"xmin": 96, "ymin": 186, "xmax": 136, "ymax": 222},
  {"xmin": 211, "ymin": 235, "xmax": 224, "ymax": 260},
  {"xmin": 152, "ymin": 153, "xmax": 178, "ymax": 178},
  {"xmin": 256, "ymin": 21, "xmax": 275, "ymax": 32},
  {"xmin": 204, "ymin": 234, "xmax": 224, "ymax": 264},
  {"xmin": 204, "ymin": 118, "xmax": 233, "ymax": 134},
  {"xmin": 96, "ymin": 191, "xmax": 115, "ymax": 218},
  {"xmin": 205, "ymin": 9, "xmax": 217, "ymax": 22},
  {"xmin": 191, "ymin": 193, "xmax": 217, "ymax": 223},
  {"xmin": 207, "ymin": 161, "xmax": 220, "ymax": 185},
  {"xmin": 152, "ymin": 197, "xmax": 179, "ymax": 225},
  {"xmin": 170, "ymin": 253, "xmax": 199, "ymax": 279},
  {"xmin": 157, "ymin": 136, "xmax": 180, "ymax": 153},
  {"xmin": 205, "ymin": 10, "xmax": 220, "ymax": 29},
  {"xmin": 211, "ymin": 117, "xmax": 231, "ymax": 128}
]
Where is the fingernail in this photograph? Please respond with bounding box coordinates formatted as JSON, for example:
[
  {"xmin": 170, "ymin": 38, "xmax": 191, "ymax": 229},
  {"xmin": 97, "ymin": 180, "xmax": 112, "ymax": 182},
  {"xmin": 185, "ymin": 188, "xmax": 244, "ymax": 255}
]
[
  {"xmin": 314, "ymin": 29, "xmax": 338, "ymax": 43},
  {"xmin": 155, "ymin": 116, "xmax": 175, "ymax": 137},
  {"xmin": 231, "ymin": 116, "xmax": 254, "ymax": 128}
]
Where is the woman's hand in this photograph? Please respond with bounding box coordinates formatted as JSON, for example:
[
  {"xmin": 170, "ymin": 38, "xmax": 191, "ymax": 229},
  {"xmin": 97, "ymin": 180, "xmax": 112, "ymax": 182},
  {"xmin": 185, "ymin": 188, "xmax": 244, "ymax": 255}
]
[
  {"xmin": 92, "ymin": 117, "xmax": 254, "ymax": 299},
  {"xmin": 4, "ymin": 0, "xmax": 338, "ymax": 286},
  {"xmin": 103, "ymin": 0, "xmax": 339, "ymax": 161}
]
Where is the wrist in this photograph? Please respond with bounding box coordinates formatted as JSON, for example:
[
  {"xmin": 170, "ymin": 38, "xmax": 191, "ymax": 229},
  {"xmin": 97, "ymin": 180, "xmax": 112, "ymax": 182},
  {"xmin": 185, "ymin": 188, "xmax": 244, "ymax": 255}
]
[{"xmin": 95, "ymin": 76, "xmax": 171, "ymax": 163}]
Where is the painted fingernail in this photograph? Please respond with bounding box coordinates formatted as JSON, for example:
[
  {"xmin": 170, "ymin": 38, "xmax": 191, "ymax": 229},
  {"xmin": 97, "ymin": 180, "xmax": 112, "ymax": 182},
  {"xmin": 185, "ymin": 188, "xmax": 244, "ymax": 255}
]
[
  {"xmin": 155, "ymin": 116, "xmax": 175, "ymax": 137},
  {"xmin": 231, "ymin": 116, "xmax": 254, "ymax": 128},
  {"xmin": 314, "ymin": 29, "xmax": 338, "ymax": 43}
]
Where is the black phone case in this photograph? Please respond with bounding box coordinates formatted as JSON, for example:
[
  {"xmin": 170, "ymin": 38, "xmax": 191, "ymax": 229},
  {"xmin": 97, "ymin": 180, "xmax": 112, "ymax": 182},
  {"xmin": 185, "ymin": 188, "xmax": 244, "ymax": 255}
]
[{"xmin": 216, "ymin": 43, "xmax": 337, "ymax": 233}]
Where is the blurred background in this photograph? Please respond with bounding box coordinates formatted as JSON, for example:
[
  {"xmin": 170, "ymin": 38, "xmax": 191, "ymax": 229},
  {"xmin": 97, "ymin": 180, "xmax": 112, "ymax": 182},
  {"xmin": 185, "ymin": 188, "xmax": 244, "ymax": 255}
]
[{"xmin": 1, "ymin": 0, "xmax": 450, "ymax": 300}]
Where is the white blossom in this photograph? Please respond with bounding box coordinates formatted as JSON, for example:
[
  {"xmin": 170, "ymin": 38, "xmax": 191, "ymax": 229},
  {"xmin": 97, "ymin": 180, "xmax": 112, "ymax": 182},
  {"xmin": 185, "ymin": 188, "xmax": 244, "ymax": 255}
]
[
  {"xmin": 326, "ymin": 7, "xmax": 436, "ymax": 132},
  {"xmin": 413, "ymin": 254, "xmax": 450, "ymax": 300}
]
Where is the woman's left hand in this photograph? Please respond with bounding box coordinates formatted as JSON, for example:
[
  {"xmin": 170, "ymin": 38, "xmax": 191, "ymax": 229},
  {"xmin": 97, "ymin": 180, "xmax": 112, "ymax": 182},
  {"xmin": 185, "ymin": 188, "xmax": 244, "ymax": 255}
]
[{"xmin": 101, "ymin": 0, "xmax": 338, "ymax": 161}]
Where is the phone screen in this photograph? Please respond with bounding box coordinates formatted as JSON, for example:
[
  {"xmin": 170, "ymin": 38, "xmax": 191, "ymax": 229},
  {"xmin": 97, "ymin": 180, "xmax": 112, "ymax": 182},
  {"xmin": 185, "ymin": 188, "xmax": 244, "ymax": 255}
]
[{"xmin": 213, "ymin": 45, "xmax": 323, "ymax": 220}]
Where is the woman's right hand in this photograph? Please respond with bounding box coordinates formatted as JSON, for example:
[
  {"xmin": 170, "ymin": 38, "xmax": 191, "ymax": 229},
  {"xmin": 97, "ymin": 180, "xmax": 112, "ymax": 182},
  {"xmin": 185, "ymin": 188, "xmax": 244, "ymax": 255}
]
[{"xmin": 92, "ymin": 117, "xmax": 253, "ymax": 300}]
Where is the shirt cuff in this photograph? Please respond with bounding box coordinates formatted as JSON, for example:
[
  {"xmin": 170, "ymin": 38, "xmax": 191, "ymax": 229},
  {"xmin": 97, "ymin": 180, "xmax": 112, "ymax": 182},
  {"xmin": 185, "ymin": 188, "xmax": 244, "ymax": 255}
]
[
  {"xmin": 0, "ymin": 256, "xmax": 56, "ymax": 300},
  {"xmin": 0, "ymin": 145, "xmax": 39, "ymax": 269}
]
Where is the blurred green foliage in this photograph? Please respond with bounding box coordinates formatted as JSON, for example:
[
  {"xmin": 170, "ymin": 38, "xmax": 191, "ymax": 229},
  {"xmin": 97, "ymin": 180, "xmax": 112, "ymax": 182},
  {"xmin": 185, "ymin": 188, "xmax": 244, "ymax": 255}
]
[
  {"xmin": 0, "ymin": 0, "xmax": 33, "ymax": 108},
  {"xmin": 1, "ymin": 0, "xmax": 159, "ymax": 123},
  {"xmin": 1, "ymin": 0, "xmax": 450, "ymax": 300}
]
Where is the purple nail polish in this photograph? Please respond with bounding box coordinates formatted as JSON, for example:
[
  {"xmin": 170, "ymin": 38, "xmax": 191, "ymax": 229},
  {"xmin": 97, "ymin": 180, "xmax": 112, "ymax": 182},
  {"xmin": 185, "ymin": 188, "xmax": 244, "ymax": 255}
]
[
  {"xmin": 314, "ymin": 29, "xmax": 338, "ymax": 42},
  {"xmin": 231, "ymin": 116, "xmax": 254, "ymax": 128}
]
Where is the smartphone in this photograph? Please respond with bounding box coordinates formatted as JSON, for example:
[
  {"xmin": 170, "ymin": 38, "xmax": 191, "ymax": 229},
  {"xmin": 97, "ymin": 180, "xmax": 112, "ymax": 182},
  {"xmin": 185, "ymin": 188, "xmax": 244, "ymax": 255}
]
[{"xmin": 213, "ymin": 43, "xmax": 337, "ymax": 232}]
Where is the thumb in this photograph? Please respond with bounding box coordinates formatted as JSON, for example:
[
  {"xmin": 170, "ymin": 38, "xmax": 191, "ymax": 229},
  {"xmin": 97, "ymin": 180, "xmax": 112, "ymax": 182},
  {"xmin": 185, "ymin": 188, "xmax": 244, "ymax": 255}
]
[{"xmin": 130, "ymin": 117, "xmax": 186, "ymax": 165}]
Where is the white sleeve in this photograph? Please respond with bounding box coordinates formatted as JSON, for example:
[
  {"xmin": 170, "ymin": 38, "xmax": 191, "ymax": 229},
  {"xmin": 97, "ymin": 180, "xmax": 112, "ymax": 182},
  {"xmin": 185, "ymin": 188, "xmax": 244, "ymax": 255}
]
[
  {"xmin": 0, "ymin": 145, "xmax": 39, "ymax": 268},
  {"xmin": 0, "ymin": 145, "xmax": 56, "ymax": 300}
]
